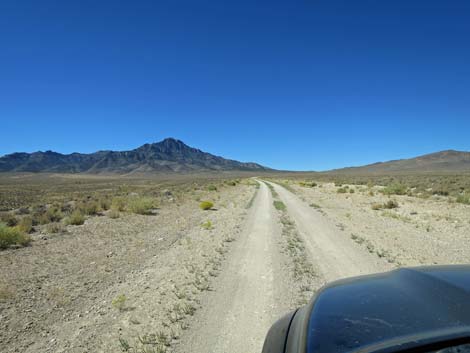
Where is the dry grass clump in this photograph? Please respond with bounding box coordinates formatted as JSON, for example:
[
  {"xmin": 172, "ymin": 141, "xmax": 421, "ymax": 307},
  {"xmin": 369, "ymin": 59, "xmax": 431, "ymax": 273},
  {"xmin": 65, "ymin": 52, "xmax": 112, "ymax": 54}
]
[
  {"xmin": 0, "ymin": 213, "xmax": 18, "ymax": 227},
  {"xmin": 207, "ymin": 185, "xmax": 217, "ymax": 191},
  {"xmin": 35, "ymin": 205, "xmax": 63, "ymax": 225},
  {"xmin": 111, "ymin": 196, "xmax": 127, "ymax": 211},
  {"xmin": 16, "ymin": 217, "xmax": 33, "ymax": 233},
  {"xmin": 64, "ymin": 210, "xmax": 85, "ymax": 225},
  {"xmin": 384, "ymin": 200, "xmax": 399, "ymax": 209},
  {"xmin": 77, "ymin": 200, "xmax": 100, "ymax": 216},
  {"xmin": 372, "ymin": 200, "xmax": 399, "ymax": 210},
  {"xmin": 107, "ymin": 209, "xmax": 120, "ymax": 219},
  {"xmin": 0, "ymin": 223, "xmax": 32, "ymax": 250},
  {"xmin": 99, "ymin": 198, "xmax": 111, "ymax": 211},
  {"xmin": 127, "ymin": 197, "xmax": 156, "ymax": 215},
  {"xmin": 299, "ymin": 181, "xmax": 317, "ymax": 187},
  {"xmin": 382, "ymin": 183, "xmax": 408, "ymax": 196},
  {"xmin": 201, "ymin": 220, "xmax": 213, "ymax": 230},
  {"xmin": 45, "ymin": 222, "xmax": 65, "ymax": 234},
  {"xmin": 112, "ymin": 294, "xmax": 127, "ymax": 311},
  {"xmin": 457, "ymin": 194, "xmax": 470, "ymax": 205},
  {"xmin": 199, "ymin": 201, "xmax": 214, "ymax": 210},
  {"xmin": 47, "ymin": 205, "xmax": 64, "ymax": 221},
  {"xmin": 371, "ymin": 203, "xmax": 382, "ymax": 210}
]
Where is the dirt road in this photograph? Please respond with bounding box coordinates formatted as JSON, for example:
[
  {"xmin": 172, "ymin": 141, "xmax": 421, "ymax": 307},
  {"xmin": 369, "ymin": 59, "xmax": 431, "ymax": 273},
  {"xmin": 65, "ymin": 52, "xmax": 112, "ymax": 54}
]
[
  {"xmin": 266, "ymin": 181, "xmax": 392, "ymax": 282},
  {"xmin": 174, "ymin": 181, "xmax": 292, "ymax": 353},
  {"xmin": 175, "ymin": 180, "xmax": 391, "ymax": 353}
]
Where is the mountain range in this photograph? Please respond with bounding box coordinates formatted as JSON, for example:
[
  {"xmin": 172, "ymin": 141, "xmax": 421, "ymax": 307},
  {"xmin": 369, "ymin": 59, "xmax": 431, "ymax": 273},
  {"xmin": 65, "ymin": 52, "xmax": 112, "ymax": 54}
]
[
  {"xmin": 0, "ymin": 138, "xmax": 269, "ymax": 174},
  {"xmin": 1, "ymin": 139, "xmax": 469, "ymax": 174},
  {"xmin": 329, "ymin": 150, "xmax": 470, "ymax": 174}
]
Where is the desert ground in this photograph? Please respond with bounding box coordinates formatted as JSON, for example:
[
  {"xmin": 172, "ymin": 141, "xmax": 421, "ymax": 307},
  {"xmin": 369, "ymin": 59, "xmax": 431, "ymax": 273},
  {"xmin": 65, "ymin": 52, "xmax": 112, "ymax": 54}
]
[{"xmin": 1, "ymin": 174, "xmax": 470, "ymax": 353}]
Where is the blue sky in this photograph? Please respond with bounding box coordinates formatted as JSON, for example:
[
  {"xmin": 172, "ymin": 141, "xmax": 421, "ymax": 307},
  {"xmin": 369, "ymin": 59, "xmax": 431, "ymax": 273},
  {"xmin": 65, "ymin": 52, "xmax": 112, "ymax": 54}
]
[{"xmin": 0, "ymin": 1, "xmax": 469, "ymax": 171}]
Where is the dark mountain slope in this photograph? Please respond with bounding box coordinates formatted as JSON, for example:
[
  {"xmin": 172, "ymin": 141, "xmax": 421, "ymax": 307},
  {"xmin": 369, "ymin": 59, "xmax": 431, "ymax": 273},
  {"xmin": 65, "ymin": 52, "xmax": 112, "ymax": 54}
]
[{"xmin": 0, "ymin": 138, "xmax": 270, "ymax": 174}]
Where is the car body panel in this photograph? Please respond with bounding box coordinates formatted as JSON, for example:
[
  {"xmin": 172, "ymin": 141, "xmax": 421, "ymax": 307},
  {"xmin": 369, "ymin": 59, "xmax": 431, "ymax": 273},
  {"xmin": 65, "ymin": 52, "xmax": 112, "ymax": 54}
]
[
  {"xmin": 262, "ymin": 265, "xmax": 470, "ymax": 353},
  {"xmin": 307, "ymin": 266, "xmax": 470, "ymax": 353}
]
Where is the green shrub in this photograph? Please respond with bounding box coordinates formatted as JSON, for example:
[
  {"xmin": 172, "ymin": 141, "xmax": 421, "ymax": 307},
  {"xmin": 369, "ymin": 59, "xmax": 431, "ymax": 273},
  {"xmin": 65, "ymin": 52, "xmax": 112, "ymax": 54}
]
[
  {"xmin": 383, "ymin": 183, "xmax": 407, "ymax": 195},
  {"xmin": 46, "ymin": 205, "xmax": 63, "ymax": 222},
  {"xmin": 0, "ymin": 213, "xmax": 18, "ymax": 227},
  {"xmin": 199, "ymin": 201, "xmax": 214, "ymax": 210},
  {"xmin": 273, "ymin": 200, "xmax": 286, "ymax": 211},
  {"xmin": 111, "ymin": 197, "xmax": 127, "ymax": 211},
  {"xmin": 60, "ymin": 202, "xmax": 74, "ymax": 214},
  {"xmin": 112, "ymin": 294, "xmax": 127, "ymax": 311},
  {"xmin": 33, "ymin": 213, "xmax": 46, "ymax": 225},
  {"xmin": 99, "ymin": 198, "xmax": 111, "ymax": 211},
  {"xmin": 0, "ymin": 224, "xmax": 31, "ymax": 249},
  {"xmin": 34, "ymin": 205, "xmax": 63, "ymax": 225},
  {"xmin": 349, "ymin": 188, "xmax": 355, "ymax": 194},
  {"xmin": 16, "ymin": 217, "xmax": 33, "ymax": 233},
  {"xmin": 337, "ymin": 187, "xmax": 348, "ymax": 194},
  {"xmin": 65, "ymin": 211, "xmax": 85, "ymax": 225},
  {"xmin": 77, "ymin": 200, "xmax": 99, "ymax": 215},
  {"xmin": 127, "ymin": 197, "xmax": 155, "ymax": 215},
  {"xmin": 207, "ymin": 185, "xmax": 217, "ymax": 191},
  {"xmin": 201, "ymin": 220, "xmax": 213, "ymax": 230},
  {"xmin": 46, "ymin": 222, "xmax": 65, "ymax": 234},
  {"xmin": 457, "ymin": 194, "xmax": 470, "ymax": 205}
]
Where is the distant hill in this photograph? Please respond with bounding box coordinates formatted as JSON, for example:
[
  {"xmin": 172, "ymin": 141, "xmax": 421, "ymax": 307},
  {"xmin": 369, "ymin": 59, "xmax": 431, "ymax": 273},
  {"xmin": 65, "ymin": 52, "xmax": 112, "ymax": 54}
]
[
  {"xmin": 330, "ymin": 150, "xmax": 470, "ymax": 174},
  {"xmin": 0, "ymin": 138, "xmax": 270, "ymax": 174}
]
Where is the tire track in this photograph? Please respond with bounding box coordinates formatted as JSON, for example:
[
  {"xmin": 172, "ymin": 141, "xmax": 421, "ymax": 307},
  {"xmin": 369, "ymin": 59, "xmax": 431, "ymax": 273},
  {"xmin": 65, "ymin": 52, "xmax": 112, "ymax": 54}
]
[
  {"xmin": 174, "ymin": 181, "xmax": 290, "ymax": 353},
  {"xmin": 265, "ymin": 181, "xmax": 391, "ymax": 282}
]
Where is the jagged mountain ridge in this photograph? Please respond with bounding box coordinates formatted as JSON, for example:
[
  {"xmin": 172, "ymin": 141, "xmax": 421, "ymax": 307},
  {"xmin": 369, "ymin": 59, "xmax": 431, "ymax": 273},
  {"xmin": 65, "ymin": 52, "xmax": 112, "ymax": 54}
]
[{"xmin": 0, "ymin": 138, "xmax": 270, "ymax": 173}]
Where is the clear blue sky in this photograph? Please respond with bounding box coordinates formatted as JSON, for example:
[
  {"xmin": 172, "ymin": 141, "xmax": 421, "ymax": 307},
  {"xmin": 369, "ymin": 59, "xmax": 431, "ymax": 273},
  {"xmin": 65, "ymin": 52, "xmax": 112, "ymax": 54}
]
[{"xmin": 1, "ymin": 0, "xmax": 469, "ymax": 171}]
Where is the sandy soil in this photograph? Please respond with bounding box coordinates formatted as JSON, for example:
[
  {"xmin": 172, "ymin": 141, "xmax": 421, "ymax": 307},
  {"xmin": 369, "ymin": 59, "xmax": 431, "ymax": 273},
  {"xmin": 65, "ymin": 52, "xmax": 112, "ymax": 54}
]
[
  {"xmin": 267, "ymin": 181, "xmax": 392, "ymax": 284},
  {"xmin": 285, "ymin": 181, "xmax": 470, "ymax": 267},
  {"xmin": 0, "ymin": 183, "xmax": 255, "ymax": 353}
]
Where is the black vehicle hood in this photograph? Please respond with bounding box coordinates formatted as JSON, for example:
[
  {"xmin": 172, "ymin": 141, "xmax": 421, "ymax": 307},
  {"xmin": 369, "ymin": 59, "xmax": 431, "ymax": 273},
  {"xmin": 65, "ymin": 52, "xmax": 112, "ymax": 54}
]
[{"xmin": 307, "ymin": 265, "xmax": 470, "ymax": 353}]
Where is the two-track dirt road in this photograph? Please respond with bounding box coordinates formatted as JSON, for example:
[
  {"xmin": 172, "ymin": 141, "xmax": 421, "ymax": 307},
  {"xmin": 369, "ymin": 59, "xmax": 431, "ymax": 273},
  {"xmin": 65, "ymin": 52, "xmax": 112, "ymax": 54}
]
[
  {"xmin": 174, "ymin": 181, "xmax": 291, "ymax": 353},
  {"xmin": 175, "ymin": 180, "xmax": 392, "ymax": 353},
  {"xmin": 266, "ymin": 181, "xmax": 392, "ymax": 283}
]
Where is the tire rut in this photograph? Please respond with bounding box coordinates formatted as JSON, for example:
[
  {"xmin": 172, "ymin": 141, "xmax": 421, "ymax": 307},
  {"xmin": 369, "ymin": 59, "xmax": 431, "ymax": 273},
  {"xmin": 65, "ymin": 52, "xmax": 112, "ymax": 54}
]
[
  {"xmin": 265, "ymin": 181, "xmax": 392, "ymax": 283},
  {"xmin": 173, "ymin": 181, "xmax": 290, "ymax": 353}
]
